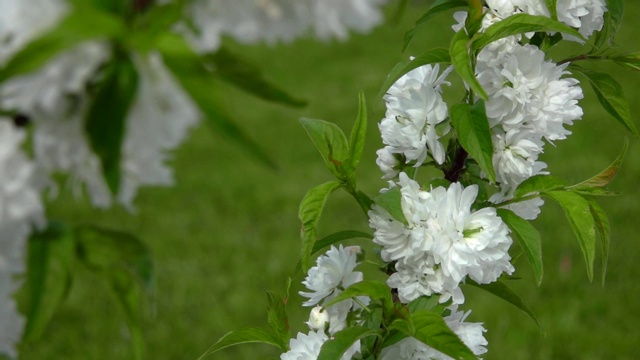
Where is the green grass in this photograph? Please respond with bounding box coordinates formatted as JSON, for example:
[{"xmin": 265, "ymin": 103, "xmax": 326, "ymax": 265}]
[{"xmin": 19, "ymin": 3, "xmax": 640, "ymax": 359}]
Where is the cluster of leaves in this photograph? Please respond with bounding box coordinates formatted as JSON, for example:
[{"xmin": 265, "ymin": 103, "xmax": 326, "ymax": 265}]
[{"xmin": 200, "ymin": 0, "xmax": 639, "ymax": 359}]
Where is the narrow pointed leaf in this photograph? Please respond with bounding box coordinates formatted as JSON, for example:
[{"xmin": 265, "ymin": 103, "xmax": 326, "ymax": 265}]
[
  {"xmin": 197, "ymin": 328, "xmax": 283, "ymax": 359},
  {"xmin": 204, "ymin": 46, "xmax": 306, "ymax": 107},
  {"xmin": 378, "ymin": 48, "xmax": 451, "ymax": 98},
  {"xmin": 374, "ymin": 186, "xmax": 408, "ymax": 225},
  {"xmin": 497, "ymin": 209, "xmax": 543, "ymax": 285},
  {"xmin": 545, "ymin": 191, "xmax": 597, "ymax": 281},
  {"xmin": 346, "ymin": 92, "xmax": 367, "ymax": 174},
  {"xmin": 513, "ymin": 175, "xmax": 566, "ymax": 198},
  {"xmin": 588, "ymin": 200, "xmax": 611, "ymax": 286},
  {"xmin": 465, "ymin": 280, "xmax": 541, "ymax": 328},
  {"xmin": 389, "ymin": 311, "xmax": 477, "ymax": 360},
  {"xmin": 22, "ymin": 222, "xmax": 74, "ymax": 342},
  {"xmin": 156, "ymin": 33, "xmax": 276, "ymax": 168},
  {"xmin": 266, "ymin": 286, "xmax": 290, "ymax": 349},
  {"xmin": 472, "ymin": 14, "xmax": 584, "ymax": 51},
  {"xmin": 318, "ymin": 326, "xmax": 381, "ymax": 360},
  {"xmin": 0, "ymin": 10, "xmax": 124, "ymax": 81},
  {"xmin": 568, "ymin": 138, "xmax": 628, "ymax": 189},
  {"xmin": 300, "ymin": 118, "xmax": 350, "ymax": 181},
  {"xmin": 451, "ymin": 101, "xmax": 495, "ymax": 182},
  {"xmin": 85, "ymin": 51, "xmax": 139, "ymax": 195},
  {"xmin": 450, "ymin": 30, "xmax": 487, "ymax": 100},
  {"xmin": 312, "ymin": 230, "xmax": 372, "ymax": 255},
  {"xmin": 299, "ymin": 181, "xmax": 342, "ymax": 271},
  {"xmin": 545, "ymin": 0, "xmax": 558, "ymax": 19},
  {"xmin": 571, "ymin": 66, "xmax": 639, "ymax": 136},
  {"xmin": 403, "ymin": 0, "xmax": 467, "ymax": 51},
  {"xmin": 323, "ymin": 280, "xmax": 393, "ymax": 311}
]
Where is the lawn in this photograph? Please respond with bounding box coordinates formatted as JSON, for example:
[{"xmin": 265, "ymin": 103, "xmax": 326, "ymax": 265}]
[{"xmin": 19, "ymin": 2, "xmax": 640, "ymax": 359}]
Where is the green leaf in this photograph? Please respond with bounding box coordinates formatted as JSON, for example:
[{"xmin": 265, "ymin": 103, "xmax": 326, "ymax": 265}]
[
  {"xmin": 588, "ymin": 200, "xmax": 611, "ymax": 286},
  {"xmin": 407, "ymin": 295, "xmax": 444, "ymax": 314},
  {"xmin": 545, "ymin": 191, "xmax": 597, "ymax": 282},
  {"xmin": 156, "ymin": 33, "xmax": 276, "ymax": 168},
  {"xmin": 85, "ymin": 50, "xmax": 139, "ymax": 195},
  {"xmin": 612, "ymin": 52, "xmax": 640, "ymax": 72},
  {"xmin": 378, "ymin": 48, "xmax": 451, "ymax": 98},
  {"xmin": 450, "ymin": 30, "xmax": 488, "ymax": 100},
  {"xmin": 299, "ymin": 181, "xmax": 342, "ymax": 271},
  {"xmin": 323, "ymin": 280, "xmax": 394, "ymax": 311},
  {"xmin": 402, "ymin": 0, "xmax": 467, "ymax": 51},
  {"xmin": 22, "ymin": 222, "xmax": 75, "ymax": 342},
  {"xmin": 266, "ymin": 279, "xmax": 291, "ymax": 349},
  {"xmin": 359, "ymin": 307, "xmax": 384, "ymax": 358},
  {"xmin": 388, "ymin": 311, "xmax": 477, "ymax": 360},
  {"xmin": 75, "ymin": 225, "xmax": 154, "ymax": 360},
  {"xmin": 345, "ymin": 92, "xmax": 367, "ymax": 175},
  {"xmin": 465, "ymin": 280, "xmax": 541, "ymax": 329},
  {"xmin": 204, "ymin": 46, "xmax": 306, "ymax": 107},
  {"xmin": 472, "ymin": 14, "xmax": 584, "ymax": 51},
  {"xmin": 130, "ymin": 2, "xmax": 184, "ymax": 51},
  {"xmin": 594, "ymin": 0, "xmax": 624, "ymax": 48},
  {"xmin": 497, "ymin": 209, "xmax": 543, "ymax": 285},
  {"xmin": 571, "ymin": 66, "xmax": 639, "ymax": 137},
  {"xmin": 450, "ymin": 101, "xmax": 495, "ymax": 182},
  {"xmin": 373, "ymin": 186, "xmax": 408, "ymax": 225},
  {"xmin": 568, "ymin": 138, "xmax": 628, "ymax": 190},
  {"xmin": 0, "ymin": 10, "xmax": 124, "ymax": 82},
  {"xmin": 318, "ymin": 327, "xmax": 381, "ymax": 360},
  {"xmin": 513, "ymin": 175, "xmax": 566, "ymax": 198},
  {"xmin": 197, "ymin": 328, "xmax": 283, "ymax": 360},
  {"xmin": 312, "ymin": 230, "xmax": 373, "ymax": 255},
  {"xmin": 545, "ymin": 0, "xmax": 558, "ymax": 19},
  {"xmin": 300, "ymin": 118, "xmax": 351, "ymax": 181}
]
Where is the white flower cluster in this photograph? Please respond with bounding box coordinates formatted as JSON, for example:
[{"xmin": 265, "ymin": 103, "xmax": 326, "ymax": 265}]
[
  {"xmin": 185, "ymin": 0, "xmax": 389, "ymax": 52},
  {"xmin": 379, "ymin": 306, "xmax": 488, "ymax": 360},
  {"xmin": 283, "ymin": 245, "xmax": 366, "ymax": 359},
  {"xmin": 0, "ymin": 121, "xmax": 44, "ymax": 358},
  {"xmin": 369, "ymin": 174, "xmax": 514, "ymax": 304}
]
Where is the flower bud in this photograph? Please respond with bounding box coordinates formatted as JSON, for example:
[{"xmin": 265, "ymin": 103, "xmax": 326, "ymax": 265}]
[{"xmin": 306, "ymin": 306, "xmax": 328, "ymax": 330}]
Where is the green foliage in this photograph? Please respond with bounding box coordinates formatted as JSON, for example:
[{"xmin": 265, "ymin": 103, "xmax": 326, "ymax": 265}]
[
  {"xmin": 513, "ymin": 175, "xmax": 566, "ymax": 198},
  {"xmin": 197, "ymin": 328, "xmax": 284, "ymax": 360},
  {"xmin": 389, "ymin": 311, "xmax": 477, "ymax": 360},
  {"xmin": 318, "ymin": 327, "xmax": 381, "ymax": 360},
  {"xmin": 300, "ymin": 118, "xmax": 351, "ymax": 182},
  {"xmin": 594, "ymin": 0, "xmax": 624, "ymax": 49},
  {"xmin": 567, "ymin": 138, "xmax": 628, "ymax": 190},
  {"xmin": 497, "ymin": 209, "xmax": 543, "ymax": 286},
  {"xmin": 588, "ymin": 200, "xmax": 611, "ymax": 286},
  {"xmin": 465, "ymin": 280, "xmax": 541, "ymax": 329},
  {"xmin": 450, "ymin": 30, "xmax": 488, "ymax": 100},
  {"xmin": 450, "ymin": 101, "xmax": 496, "ymax": 183},
  {"xmin": 266, "ymin": 280, "xmax": 292, "ymax": 350},
  {"xmin": 22, "ymin": 222, "xmax": 75, "ymax": 343},
  {"xmin": 323, "ymin": 280, "xmax": 394, "ymax": 312},
  {"xmin": 373, "ymin": 186, "xmax": 408, "ymax": 225},
  {"xmin": 85, "ymin": 49, "xmax": 139, "ymax": 195},
  {"xmin": 346, "ymin": 92, "xmax": 368, "ymax": 176},
  {"xmin": 403, "ymin": 0, "xmax": 467, "ymax": 51},
  {"xmin": 298, "ymin": 181, "xmax": 342, "ymax": 271}
]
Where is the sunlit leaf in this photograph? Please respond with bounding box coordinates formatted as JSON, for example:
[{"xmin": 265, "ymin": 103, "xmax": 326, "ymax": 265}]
[
  {"xmin": 450, "ymin": 101, "xmax": 495, "ymax": 182},
  {"xmin": 497, "ymin": 209, "xmax": 543, "ymax": 285}
]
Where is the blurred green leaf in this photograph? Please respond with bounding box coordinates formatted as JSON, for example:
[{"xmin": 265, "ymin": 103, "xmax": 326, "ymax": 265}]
[
  {"xmin": 373, "ymin": 186, "xmax": 408, "ymax": 225},
  {"xmin": 497, "ymin": 209, "xmax": 543, "ymax": 285},
  {"xmin": 513, "ymin": 175, "xmax": 566, "ymax": 198},
  {"xmin": 545, "ymin": 0, "xmax": 558, "ymax": 19},
  {"xmin": 545, "ymin": 191, "xmax": 597, "ymax": 282},
  {"xmin": 130, "ymin": 2, "xmax": 184, "ymax": 50},
  {"xmin": 85, "ymin": 50, "xmax": 139, "ymax": 195},
  {"xmin": 345, "ymin": 92, "xmax": 367, "ymax": 176},
  {"xmin": 0, "ymin": 10, "xmax": 123, "ymax": 82},
  {"xmin": 403, "ymin": 0, "xmax": 466, "ymax": 51},
  {"xmin": 594, "ymin": 0, "xmax": 624, "ymax": 48},
  {"xmin": 300, "ymin": 118, "xmax": 350, "ymax": 181},
  {"xmin": 568, "ymin": 138, "xmax": 628, "ymax": 190},
  {"xmin": 299, "ymin": 181, "xmax": 342, "ymax": 271},
  {"xmin": 266, "ymin": 279, "xmax": 291, "ymax": 349},
  {"xmin": 465, "ymin": 280, "xmax": 541, "ymax": 329},
  {"xmin": 205, "ymin": 46, "xmax": 306, "ymax": 107},
  {"xmin": 450, "ymin": 30, "xmax": 488, "ymax": 100},
  {"xmin": 571, "ymin": 66, "xmax": 639, "ymax": 137},
  {"xmin": 472, "ymin": 14, "xmax": 584, "ymax": 51},
  {"xmin": 156, "ymin": 33, "xmax": 276, "ymax": 168},
  {"xmin": 75, "ymin": 225, "xmax": 154, "ymax": 360},
  {"xmin": 378, "ymin": 48, "xmax": 451, "ymax": 98},
  {"xmin": 318, "ymin": 326, "xmax": 381, "ymax": 360},
  {"xmin": 388, "ymin": 310, "xmax": 477, "ymax": 360},
  {"xmin": 197, "ymin": 328, "xmax": 283, "ymax": 360},
  {"xmin": 588, "ymin": 200, "xmax": 611, "ymax": 286},
  {"xmin": 312, "ymin": 230, "xmax": 372, "ymax": 255},
  {"xmin": 612, "ymin": 52, "xmax": 640, "ymax": 71},
  {"xmin": 359, "ymin": 306, "xmax": 384, "ymax": 358},
  {"xmin": 450, "ymin": 101, "xmax": 495, "ymax": 183},
  {"xmin": 323, "ymin": 280, "xmax": 393, "ymax": 312},
  {"xmin": 22, "ymin": 222, "xmax": 75, "ymax": 342}
]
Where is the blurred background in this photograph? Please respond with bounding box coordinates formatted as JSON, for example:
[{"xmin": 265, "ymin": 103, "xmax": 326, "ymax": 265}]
[{"xmin": 19, "ymin": 2, "xmax": 640, "ymax": 359}]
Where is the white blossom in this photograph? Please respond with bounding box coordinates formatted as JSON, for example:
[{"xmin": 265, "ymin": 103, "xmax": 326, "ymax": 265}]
[
  {"xmin": 300, "ymin": 245, "xmax": 363, "ymax": 306},
  {"xmin": 376, "ymin": 146, "xmax": 402, "ymax": 179},
  {"xmin": 379, "ymin": 64, "xmax": 452, "ymax": 167},
  {"xmin": 281, "ymin": 330, "xmax": 328, "ymax": 360},
  {"xmin": 306, "ymin": 305, "xmax": 329, "ymax": 330},
  {"xmin": 557, "ymin": 0, "xmax": 607, "ymax": 39},
  {"xmin": 308, "ymin": 0, "xmax": 387, "ymax": 41},
  {"xmin": 492, "ymin": 128, "xmax": 545, "ymax": 189}
]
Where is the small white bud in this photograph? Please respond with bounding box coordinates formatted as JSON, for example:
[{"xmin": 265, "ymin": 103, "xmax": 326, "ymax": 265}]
[{"xmin": 306, "ymin": 306, "xmax": 329, "ymax": 330}]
